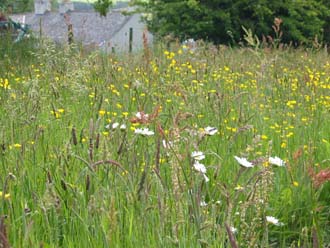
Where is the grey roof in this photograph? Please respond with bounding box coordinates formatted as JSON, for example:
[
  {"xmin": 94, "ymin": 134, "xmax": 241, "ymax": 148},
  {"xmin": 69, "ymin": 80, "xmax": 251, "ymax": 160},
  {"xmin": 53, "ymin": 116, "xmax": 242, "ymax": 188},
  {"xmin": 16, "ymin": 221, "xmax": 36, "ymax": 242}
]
[{"xmin": 10, "ymin": 10, "xmax": 131, "ymax": 46}]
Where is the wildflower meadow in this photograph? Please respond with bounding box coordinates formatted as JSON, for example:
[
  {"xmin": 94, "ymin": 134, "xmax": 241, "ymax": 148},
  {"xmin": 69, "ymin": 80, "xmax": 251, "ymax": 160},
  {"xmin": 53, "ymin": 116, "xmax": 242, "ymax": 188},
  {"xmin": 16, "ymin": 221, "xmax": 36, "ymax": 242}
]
[{"xmin": 1, "ymin": 36, "xmax": 330, "ymax": 247}]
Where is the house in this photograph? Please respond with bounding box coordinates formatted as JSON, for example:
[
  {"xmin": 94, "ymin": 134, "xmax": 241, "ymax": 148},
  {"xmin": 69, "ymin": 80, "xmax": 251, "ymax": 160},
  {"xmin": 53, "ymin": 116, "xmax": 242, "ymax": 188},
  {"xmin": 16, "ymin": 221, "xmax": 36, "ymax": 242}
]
[{"xmin": 10, "ymin": 3, "xmax": 153, "ymax": 52}]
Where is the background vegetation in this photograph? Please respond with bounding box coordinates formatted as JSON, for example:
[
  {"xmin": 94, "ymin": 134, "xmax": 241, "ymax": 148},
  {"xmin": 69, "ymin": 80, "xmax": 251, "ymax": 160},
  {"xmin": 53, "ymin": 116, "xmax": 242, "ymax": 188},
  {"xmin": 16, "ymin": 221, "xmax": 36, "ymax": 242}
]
[
  {"xmin": 135, "ymin": 0, "xmax": 330, "ymax": 46},
  {"xmin": 2, "ymin": 0, "xmax": 330, "ymax": 46}
]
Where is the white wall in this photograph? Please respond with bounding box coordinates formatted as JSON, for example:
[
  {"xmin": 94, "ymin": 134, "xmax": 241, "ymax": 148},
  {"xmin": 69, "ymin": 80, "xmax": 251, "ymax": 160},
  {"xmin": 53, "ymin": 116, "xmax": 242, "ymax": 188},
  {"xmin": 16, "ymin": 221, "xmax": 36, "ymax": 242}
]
[{"xmin": 108, "ymin": 13, "xmax": 153, "ymax": 53}]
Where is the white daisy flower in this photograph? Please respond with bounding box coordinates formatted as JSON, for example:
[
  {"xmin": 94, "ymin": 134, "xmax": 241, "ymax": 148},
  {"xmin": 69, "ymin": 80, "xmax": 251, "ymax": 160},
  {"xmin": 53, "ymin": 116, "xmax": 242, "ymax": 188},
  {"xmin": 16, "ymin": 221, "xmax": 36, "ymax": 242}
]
[
  {"xmin": 162, "ymin": 140, "xmax": 173, "ymax": 149},
  {"xmin": 134, "ymin": 128, "xmax": 154, "ymax": 136},
  {"xmin": 266, "ymin": 216, "xmax": 284, "ymax": 226},
  {"xmin": 192, "ymin": 151, "xmax": 205, "ymax": 161},
  {"xmin": 269, "ymin": 156, "xmax": 285, "ymax": 167},
  {"xmin": 192, "ymin": 160, "xmax": 209, "ymax": 183},
  {"xmin": 136, "ymin": 112, "xmax": 149, "ymax": 120},
  {"xmin": 230, "ymin": 226, "xmax": 238, "ymax": 234},
  {"xmin": 112, "ymin": 122, "xmax": 120, "ymax": 129},
  {"xmin": 193, "ymin": 161, "xmax": 207, "ymax": 174},
  {"xmin": 234, "ymin": 156, "xmax": 254, "ymax": 168},
  {"xmin": 204, "ymin": 126, "xmax": 218, "ymax": 136},
  {"xmin": 200, "ymin": 201, "xmax": 208, "ymax": 207},
  {"xmin": 120, "ymin": 124, "xmax": 126, "ymax": 130},
  {"xmin": 203, "ymin": 174, "xmax": 210, "ymax": 183}
]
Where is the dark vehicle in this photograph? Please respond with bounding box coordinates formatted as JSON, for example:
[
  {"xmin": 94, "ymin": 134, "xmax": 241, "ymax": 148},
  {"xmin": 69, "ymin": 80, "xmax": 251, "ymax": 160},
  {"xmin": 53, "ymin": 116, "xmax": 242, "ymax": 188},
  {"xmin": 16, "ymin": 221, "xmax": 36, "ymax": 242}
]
[{"xmin": 0, "ymin": 12, "xmax": 29, "ymax": 42}]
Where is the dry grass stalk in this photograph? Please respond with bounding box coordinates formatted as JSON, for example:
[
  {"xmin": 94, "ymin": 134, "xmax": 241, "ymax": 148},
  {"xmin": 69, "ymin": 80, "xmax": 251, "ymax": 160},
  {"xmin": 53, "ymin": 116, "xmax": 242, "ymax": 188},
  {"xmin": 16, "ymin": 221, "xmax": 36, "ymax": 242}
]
[
  {"xmin": 225, "ymin": 222, "xmax": 238, "ymax": 248},
  {"xmin": 240, "ymin": 168, "xmax": 274, "ymax": 247},
  {"xmin": 168, "ymin": 112, "xmax": 193, "ymax": 239},
  {"xmin": 71, "ymin": 126, "xmax": 77, "ymax": 146},
  {"xmin": 0, "ymin": 216, "xmax": 10, "ymax": 248},
  {"xmin": 89, "ymin": 118, "xmax": 94, "ymax": 162},
  {"xmin": 86, "ymin": 174, "xmax": 90, "ymax": 191}
]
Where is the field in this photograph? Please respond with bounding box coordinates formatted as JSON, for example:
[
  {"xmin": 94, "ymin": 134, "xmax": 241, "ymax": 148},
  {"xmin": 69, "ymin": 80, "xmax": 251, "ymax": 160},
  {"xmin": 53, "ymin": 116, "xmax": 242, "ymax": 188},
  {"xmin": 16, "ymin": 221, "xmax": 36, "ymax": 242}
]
[
  {"xmin": 1, "ymin": 36, "xmax": 330, "ymax": 247},
  {"xmin": 71, "ymin": 0, "xmax": 129, "ymax": 4}
]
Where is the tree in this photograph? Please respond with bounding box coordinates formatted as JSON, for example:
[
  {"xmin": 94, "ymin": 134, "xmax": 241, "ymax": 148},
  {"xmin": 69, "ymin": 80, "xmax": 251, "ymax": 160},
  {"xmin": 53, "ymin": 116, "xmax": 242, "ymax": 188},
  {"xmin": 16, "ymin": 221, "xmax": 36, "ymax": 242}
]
[
  {"xmin": 134, "ymin": 0, "xmax": 330, "ymax": 46},
  {"xmin": 0, "ymin": 0, "xmax": 33, "ymax": 13},
  {"xmin": 93, "ymin": 0, "xmax": 113, "ymax": 17}
]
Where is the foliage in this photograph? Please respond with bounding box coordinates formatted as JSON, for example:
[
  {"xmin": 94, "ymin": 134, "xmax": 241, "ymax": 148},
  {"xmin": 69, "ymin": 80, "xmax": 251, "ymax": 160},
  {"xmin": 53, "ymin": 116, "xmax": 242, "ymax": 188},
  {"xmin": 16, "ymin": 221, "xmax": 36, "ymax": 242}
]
[
  {"xmin": 134, "ymin": 0, "xmax": 330, "ymax": 46},
  {"xmin": 93, "ymin": 0, "xmax": 113, "ymax": 16},
  {"xmin": 0, "ymin": 0, "xmax": 33, "ymax": 13}
]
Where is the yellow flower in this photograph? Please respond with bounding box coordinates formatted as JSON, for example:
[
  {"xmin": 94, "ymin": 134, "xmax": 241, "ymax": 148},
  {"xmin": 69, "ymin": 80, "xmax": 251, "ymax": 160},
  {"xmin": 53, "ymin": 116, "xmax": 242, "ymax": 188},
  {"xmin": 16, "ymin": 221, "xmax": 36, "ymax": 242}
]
[
  {"xmin": 234, "ymin": 184, "xmax": 244, "ymax": 190},
  {"xmin": 293, "ymin": 181, "xmax": 299, "ymax": 187},
  {"xmin": 0, "ymin": 192, "xmax": 10, "ymax": 199},
  {"xmin": 3, "ymin": 79, "xmax": 10, "ymax": 89},
  {"xmin": 286, "ymin": 100, "xmax": 297, "ymax": 108},
  {"xmin": 13, "ymin": 143, "xmax": 22, "ymax": 148},
  {"xmin": 99, "ymin": 110, "xmax": 106, "ymax": 116},
  {"xmin": 286, "ymin": 132, "xmax": 294, "ymax": 138},
  {"xmin": 130, "ymin": 126, "xmax": 136, "ymax": 131},
  {"xmin": 52, "ymin": 111, "xmax": 60, "ymax": 119},
  {"xmin": 263, "ymin": 161, "xmax": 270, "ymax": 167}
]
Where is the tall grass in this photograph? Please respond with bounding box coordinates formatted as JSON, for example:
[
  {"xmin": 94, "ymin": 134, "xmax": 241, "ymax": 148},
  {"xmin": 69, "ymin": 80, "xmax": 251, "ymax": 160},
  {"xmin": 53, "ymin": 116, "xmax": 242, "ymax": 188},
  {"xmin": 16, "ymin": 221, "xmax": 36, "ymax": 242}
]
[{"xmin": 1, "ymin": 37, "xmax": 330, "ymax": 247}]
